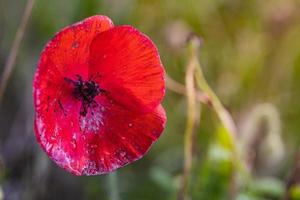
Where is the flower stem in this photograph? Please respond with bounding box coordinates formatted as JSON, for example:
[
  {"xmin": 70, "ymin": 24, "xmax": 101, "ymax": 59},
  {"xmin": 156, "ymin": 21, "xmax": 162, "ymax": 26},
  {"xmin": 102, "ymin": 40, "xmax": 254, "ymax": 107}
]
[
  {"xmin": 166, "ymin": 74, "xmax": 210, "ymax": 104},
  {"xmin": 178, "ymin": 39, "xmax": 201, "ymax": 200},
  {"xmin": 194, "ymin": 61, "xmax": 237, "ymax": 139},
  {"xmin": 185, "ymin": 35, "xmax": 250, "ymax": 198},
  {"xmin": 108, "ymin": 172, "xmax": 120, "ymax": 200}
]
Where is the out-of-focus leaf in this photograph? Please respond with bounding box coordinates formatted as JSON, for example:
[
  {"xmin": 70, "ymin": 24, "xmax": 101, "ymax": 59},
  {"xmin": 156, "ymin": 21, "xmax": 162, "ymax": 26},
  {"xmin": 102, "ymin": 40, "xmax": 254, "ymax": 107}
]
[
  {"xmin": 150, "ymin": 167, "xmax": 176, "ymax": 192},
  {"xmin": 236, "ymin": 193, "xmax": 265, "ymax": 200},
  {"xmin": 216, "ymin": 126, "xmax": 235, "ymax": 152},
  {"xmin": 249, "ymin": 177, "xmax": 285, "ymax": 198},
  {"xmin": 290, "ymin": 185, "xmax": 300, "ymax": 200},
  {"xmin": 193, "ymin": 126, "xmax": 234, "ymax": 200}
]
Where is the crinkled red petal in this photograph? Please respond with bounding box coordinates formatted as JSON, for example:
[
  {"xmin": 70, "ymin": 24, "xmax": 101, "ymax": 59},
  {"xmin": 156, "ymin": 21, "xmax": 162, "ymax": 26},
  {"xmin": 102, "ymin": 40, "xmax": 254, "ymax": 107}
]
[
  {"xmin": 34, "ymin": 15, "xmax": 114, "ymax": 130},
  {"xmin": 34, "ymin": 15, "xmax": 113, "ymax": 143},
  {"xmin": 89, "ymin": 26, "xmax": 165, "ymax": 113},
  {"xmin": 35, "ymin": 15, "xmax": 113, "ymax": 86},
  {"xmin": 35, "ymin": 93, "xmax": 166, "ymax": 175}
]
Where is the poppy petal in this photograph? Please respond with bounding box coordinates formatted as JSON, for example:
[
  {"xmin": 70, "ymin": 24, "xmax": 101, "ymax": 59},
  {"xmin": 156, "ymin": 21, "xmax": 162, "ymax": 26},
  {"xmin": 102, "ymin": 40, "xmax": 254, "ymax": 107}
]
[
  {"xmin": 89, "ymin": 26, "xmax": 165, "ymax": 113},
  {"xmin": 34, "ymin": 15, "xmax": 114, "ymax": 126},
  {"xmin": 34, "ymin": 92, "xmax": 166, "ymax": 175},
  {"xmin": 36, "ymin": 15, "xmax": 113, "ymax": 84}
]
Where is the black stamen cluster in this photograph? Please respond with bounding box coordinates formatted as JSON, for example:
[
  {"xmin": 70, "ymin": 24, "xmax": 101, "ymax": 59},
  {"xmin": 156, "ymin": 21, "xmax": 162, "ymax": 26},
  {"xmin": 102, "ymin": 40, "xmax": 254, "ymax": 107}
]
[{"xmin": 64, "ymin": 75, "xmax": 105, "ymax": 116}]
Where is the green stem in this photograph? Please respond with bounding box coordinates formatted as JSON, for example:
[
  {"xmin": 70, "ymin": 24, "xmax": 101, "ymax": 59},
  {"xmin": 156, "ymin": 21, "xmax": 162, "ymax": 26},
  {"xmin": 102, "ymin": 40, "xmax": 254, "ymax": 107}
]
[
  {"xmin": 179, "ymin": 39, "xmax": 201, "ymax": 200},
  {"xmin": 108, "ymin": 172, "xmax": 120, "ymax": 200},
  {"xmin": 194, "ymin": 59, "xmax": 237, "ymax": 139},
  {"xmin": 188, "ymin": 36, "xmax": 251, "ymax": 194}
]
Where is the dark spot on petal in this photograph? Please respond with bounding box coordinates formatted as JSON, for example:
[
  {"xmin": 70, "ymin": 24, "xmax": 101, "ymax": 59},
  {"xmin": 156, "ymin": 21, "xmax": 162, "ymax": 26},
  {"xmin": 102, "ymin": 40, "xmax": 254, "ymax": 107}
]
[{"xmin": 72, "ymin": 41, "xmax": 79, "ymax": 48}]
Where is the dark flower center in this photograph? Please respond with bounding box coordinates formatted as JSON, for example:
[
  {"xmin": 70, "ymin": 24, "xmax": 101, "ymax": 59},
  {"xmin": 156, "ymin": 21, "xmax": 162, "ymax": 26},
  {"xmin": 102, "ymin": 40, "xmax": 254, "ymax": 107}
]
[{"xmin": 64, "ymin": 75, "xmax": 105, "ymax": 116}]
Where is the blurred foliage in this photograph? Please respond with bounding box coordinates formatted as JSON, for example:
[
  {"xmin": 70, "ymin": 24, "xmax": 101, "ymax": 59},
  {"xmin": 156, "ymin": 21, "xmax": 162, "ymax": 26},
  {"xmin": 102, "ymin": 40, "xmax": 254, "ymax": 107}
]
[
  {"xmin": 1, "ymin": 0, "xmax": 300, "ymax": 199},
  {"xmin": 290, "ymin": 185, "xmax": 300, "ymax": 200}
]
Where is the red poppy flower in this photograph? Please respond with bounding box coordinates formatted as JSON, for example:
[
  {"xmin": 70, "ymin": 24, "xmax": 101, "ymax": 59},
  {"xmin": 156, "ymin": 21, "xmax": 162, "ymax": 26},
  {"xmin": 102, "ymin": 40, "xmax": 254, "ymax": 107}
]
[{"xmin": 33, "ymin": 15, "xmax": 166, "ymax": 176}]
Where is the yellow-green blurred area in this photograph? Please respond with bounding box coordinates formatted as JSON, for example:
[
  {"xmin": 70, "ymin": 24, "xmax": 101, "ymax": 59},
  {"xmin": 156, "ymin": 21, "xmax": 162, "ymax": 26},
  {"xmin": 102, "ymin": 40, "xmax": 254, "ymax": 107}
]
[{"xmin": 1, "ymin": 0, "xmax": 300, "ymax": 200}]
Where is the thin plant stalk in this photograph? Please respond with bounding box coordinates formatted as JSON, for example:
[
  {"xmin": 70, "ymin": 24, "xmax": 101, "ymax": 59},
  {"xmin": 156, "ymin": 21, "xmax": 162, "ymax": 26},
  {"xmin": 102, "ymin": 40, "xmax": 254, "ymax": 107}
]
[
  {"xmin": 166, "ymin": 74, "xmax": 210, "ymax": 104},
  {"xmin": 185, "ymin": 36, "xmax": 238, "ymax": 152},
  {"xmin": 178, "ymin": 41, "xmax": 200, "ymax": 200},
  {"xmin": 0, "ymin": 0, "xmax": 35, "ymax": 102},
  {"xmin": 108, "ymin": 172, "xmax": 121, "ymax": 200},
  {"xmin": 188, "ymin": 36, "xmax": 251, "ymax": 196},
  {"xmin": 194, "ymin": 64, "xmax": 237, "ymax": 139}
]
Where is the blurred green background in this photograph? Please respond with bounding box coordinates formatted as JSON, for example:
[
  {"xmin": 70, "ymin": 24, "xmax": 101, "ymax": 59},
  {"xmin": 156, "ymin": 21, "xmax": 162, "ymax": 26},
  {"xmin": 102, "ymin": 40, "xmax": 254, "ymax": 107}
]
[{"xmin": 1, "ymin": 0, "xmax": 300, "ymax": 199}]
